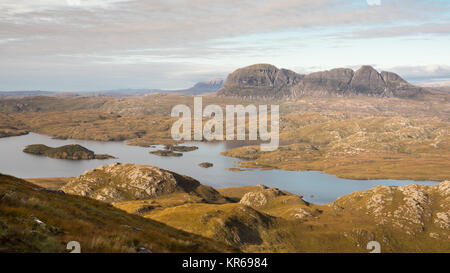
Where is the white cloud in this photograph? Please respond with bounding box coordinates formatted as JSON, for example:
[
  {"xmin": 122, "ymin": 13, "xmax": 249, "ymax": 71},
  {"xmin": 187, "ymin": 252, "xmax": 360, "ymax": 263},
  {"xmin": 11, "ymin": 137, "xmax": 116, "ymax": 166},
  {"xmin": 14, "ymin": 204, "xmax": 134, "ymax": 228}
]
[
  {"xmin": 0, "ymin": 0, "xmax": 128, "ymax": 15},
  {"xmin": 388, "ymin": 65, "xmax": 450, "ymax": 82},
  {"xmin": 1, "ymin": 0, "xmax": 450, "ymax": 90}
]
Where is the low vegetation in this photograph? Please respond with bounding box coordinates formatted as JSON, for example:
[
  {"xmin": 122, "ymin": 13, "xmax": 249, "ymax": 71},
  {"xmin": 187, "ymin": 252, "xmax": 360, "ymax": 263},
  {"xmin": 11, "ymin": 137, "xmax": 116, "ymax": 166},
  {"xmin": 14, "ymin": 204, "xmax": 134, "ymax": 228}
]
[
  {"xmin": 223, "ymin": 114, "xmax": 450, "ymax": 181},
  {"xmin": 0, "ymin": 173, "xmax": 238, "ymax": 253},
  {"xmin": 45, "ymin": 163, "xmax": 450, "ymax": 253}
]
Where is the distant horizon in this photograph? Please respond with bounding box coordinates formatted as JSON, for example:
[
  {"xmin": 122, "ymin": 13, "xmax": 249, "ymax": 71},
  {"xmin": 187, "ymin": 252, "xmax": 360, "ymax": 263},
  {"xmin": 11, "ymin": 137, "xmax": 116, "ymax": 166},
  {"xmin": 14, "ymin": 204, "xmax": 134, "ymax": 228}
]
[{"xmin": 1, "ymin": 64, "xmax": 449, "ymax": 93}]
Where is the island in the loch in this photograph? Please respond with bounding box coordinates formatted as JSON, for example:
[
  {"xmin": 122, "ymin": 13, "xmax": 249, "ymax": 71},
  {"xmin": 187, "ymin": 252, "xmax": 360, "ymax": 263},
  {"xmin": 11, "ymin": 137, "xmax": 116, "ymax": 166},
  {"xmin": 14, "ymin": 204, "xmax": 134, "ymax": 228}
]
[
  {"xmin": 199, "ymin": 162, "xmax": 213, "ymax": 168},
  {"xmin": 164, "ymin": 144, "xmax": 198, "ymax": 152},
  {"xmin": 23, "ymin": 144, "xmax": 116, "ymax": 160},
  {"xmin": 150, "ymin": 144, "xmax": 199, "ymax": 157}
]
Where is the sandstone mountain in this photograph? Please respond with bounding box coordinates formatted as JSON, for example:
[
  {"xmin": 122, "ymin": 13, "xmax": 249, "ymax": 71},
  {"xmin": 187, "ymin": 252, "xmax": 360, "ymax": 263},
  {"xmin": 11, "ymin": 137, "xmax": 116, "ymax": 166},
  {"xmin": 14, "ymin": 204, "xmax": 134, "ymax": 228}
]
[
  {"xmin": 61, "ymin": 163, "xmax": 227, "ymax": 203},
  {"xmin": 217, "ymin": 64, "xmax": 425, "ymax": 99},
  {"xmin": 218, "ymin": 64, "xmax": 302, "ymax": 99}
]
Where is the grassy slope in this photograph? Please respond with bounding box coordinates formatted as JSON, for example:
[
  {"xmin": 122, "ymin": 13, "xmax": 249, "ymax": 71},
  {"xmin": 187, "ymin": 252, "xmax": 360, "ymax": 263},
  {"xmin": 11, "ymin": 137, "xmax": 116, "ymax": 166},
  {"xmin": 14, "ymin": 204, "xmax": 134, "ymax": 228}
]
[
  {"xmin": 26, "ymin": 177, "xmax": 72, "ymax": 190},
  {"xmin": 20, "ymin": 172, "xmax": 450, "ymax": 253},
  {"xmin": 0, "ymin": 174, "xmax": 238, "ymax": 253},
  {"xmin": 115, "ymin": 183, "xmax": 450, "ymax": 253}
]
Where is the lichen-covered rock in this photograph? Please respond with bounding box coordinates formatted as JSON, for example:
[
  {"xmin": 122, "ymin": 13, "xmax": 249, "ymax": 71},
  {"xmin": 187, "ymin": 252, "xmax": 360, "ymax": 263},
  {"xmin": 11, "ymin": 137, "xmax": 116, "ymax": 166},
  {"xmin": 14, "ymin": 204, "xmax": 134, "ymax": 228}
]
[
  {"xmin": 240, "ymin": 188, "xmax": 286, "ymax": 208},
  {"xmin": 333, "ymin": 181, "xmax": 450, "ymax": 236},
  {"xmin": 62, "ymin": 163, "xmax": 224, "ymax": 203}
]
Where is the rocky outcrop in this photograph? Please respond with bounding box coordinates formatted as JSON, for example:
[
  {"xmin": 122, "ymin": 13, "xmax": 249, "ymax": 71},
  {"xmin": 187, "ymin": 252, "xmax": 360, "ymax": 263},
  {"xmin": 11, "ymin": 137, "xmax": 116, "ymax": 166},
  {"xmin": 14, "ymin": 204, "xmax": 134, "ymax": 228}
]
[
  {"xmin": 61, "ymin": 163, "xmax": 226, "ymax": 203},
  {"xmin": 332, "ymin": 181, "xmax": 450, "ymax": 236},
  {"xmin": 217, "ymin": 64, "xmax": 426, "ymax": 99},
  {"xmin": 240, "ymin": 188, "xmax": 287, "ymax": 208}
]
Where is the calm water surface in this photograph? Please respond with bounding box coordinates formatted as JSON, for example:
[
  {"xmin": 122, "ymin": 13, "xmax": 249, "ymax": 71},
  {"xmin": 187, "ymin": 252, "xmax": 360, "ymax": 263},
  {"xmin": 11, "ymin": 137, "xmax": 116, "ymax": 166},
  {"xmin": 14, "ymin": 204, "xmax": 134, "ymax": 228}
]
[{"xmin": 0, "ymin": 133, "xmax": 438, "ymax": 204}]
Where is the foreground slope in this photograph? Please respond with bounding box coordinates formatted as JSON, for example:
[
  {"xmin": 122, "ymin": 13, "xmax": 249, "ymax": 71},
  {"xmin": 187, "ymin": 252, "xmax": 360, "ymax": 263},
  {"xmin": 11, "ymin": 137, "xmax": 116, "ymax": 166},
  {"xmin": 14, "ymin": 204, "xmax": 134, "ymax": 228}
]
[
  {"xmin": 124, "ymin": 183, "xmax": 449, "ymax": 252},
  {"xmin": 0, "ymin": 173, "xmax": 237, "ymax": 253},
  {"xmin": 61, "ymin": 163, "xmax": 450, "ymax": 252}
]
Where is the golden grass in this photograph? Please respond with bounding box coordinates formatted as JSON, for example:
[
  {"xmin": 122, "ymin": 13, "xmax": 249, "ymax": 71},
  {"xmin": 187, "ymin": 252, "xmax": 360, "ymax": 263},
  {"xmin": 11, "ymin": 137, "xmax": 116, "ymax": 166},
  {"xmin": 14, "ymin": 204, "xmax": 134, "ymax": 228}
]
[{"xmin": 0, "ymin": 174, "xmax": 238, "ymax": 253}]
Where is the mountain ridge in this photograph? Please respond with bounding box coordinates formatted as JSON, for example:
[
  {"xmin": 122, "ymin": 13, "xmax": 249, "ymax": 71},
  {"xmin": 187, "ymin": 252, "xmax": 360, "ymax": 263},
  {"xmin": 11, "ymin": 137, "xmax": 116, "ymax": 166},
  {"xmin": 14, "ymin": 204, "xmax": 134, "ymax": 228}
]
[{"xmin": 217, "ymin": 64, "xmax": 427, "ymax": 99}]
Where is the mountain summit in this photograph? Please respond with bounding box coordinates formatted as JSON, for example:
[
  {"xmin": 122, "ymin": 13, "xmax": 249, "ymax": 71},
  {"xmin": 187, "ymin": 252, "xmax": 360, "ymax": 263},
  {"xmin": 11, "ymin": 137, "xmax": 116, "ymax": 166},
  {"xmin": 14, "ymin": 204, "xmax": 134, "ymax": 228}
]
[{"xmin": 217, "ymin": 64, "xmax": 425, "ymax": 99}]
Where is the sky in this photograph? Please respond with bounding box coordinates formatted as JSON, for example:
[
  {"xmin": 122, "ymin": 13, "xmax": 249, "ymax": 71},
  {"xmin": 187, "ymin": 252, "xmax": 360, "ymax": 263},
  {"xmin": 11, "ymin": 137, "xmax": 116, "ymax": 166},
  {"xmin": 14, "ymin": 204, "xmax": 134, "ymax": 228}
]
[{"xmin": 1, "ymin": 0, "xmax": 450, "ymax": 91}]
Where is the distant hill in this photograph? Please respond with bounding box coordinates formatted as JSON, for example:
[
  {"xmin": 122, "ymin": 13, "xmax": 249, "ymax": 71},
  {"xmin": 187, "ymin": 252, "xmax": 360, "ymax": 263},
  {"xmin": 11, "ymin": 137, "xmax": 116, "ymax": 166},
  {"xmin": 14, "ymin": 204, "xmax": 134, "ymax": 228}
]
[
  {"xmin": 0, "ymin": 91, "xmax": 56, "ymax": 98},
  {"xmin": 217, "ymin": 64, "xmax": 426, "ymax": 99},
  {"xmin": 176, "ymin": 78, "xmax": 224, "ymax": 95},
  {"xmin": 0, "ymin": 78, "xmax": 223, "ymax": 98},
  {"xmin": 89, "ymin": 88, "xmax": 163, "ymax": 97},
  {"xmin": 69, "ymin": 79, "xmax": 223, "ymax": 97}
]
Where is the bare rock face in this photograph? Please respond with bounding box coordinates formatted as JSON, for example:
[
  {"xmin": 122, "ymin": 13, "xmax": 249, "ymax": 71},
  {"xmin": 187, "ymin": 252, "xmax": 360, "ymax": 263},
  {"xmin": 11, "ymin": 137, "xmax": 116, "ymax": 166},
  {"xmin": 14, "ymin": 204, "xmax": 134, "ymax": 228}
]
[
  {"xmin": 350, "ymin": 65, "xmax": 387, "ymax": 96},
  {"xmin": 218, "ymin": 64, "xmax": 303, "ymax": 98},
  {"xmin": 381, "ymin": 71, "xmax": 407, "ymax": 83},
  {"xmin": 293, "ymin": 68, "xmax": 354, "ymax": 97},
  {"xmin": 218, "ymin": 64, "xmax": 425, "ymax": 99},
  {"xmin": 61, "ymin": 163, "xmax": 222, "ymax": 203}
]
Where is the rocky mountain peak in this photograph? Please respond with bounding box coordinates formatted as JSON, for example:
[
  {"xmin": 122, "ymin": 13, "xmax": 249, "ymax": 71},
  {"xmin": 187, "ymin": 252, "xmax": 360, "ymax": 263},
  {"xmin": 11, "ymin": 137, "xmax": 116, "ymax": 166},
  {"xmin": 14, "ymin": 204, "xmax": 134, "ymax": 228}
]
[
  {"xmin": 217, "ymin": 64, "xmax": 426, "ymax": 99},
  {"xmin": 351, "ymin": 65, "xmax": 386, "ymax": 95},
  {"xmin": 219, "ymin": 64, "xmax": 303, "ymax": 98}
]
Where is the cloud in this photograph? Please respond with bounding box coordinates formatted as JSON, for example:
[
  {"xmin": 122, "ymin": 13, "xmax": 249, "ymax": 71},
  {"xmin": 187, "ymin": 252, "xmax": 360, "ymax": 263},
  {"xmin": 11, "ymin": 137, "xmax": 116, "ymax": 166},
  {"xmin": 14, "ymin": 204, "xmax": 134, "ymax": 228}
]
[
  {"xmin": 347, "ymin": 22, "xmax": 450, "ymax": 39},
  {"xmin": 388, "ymin": 65, "xmax": 450, "ymax": 82},
  {"xmin": 0, "ymin": 0, "xmax": 128, "ymax": 15},
  {"xmin": 1, "ymin": 0, "xmax": 450, "ymax": 90}
]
